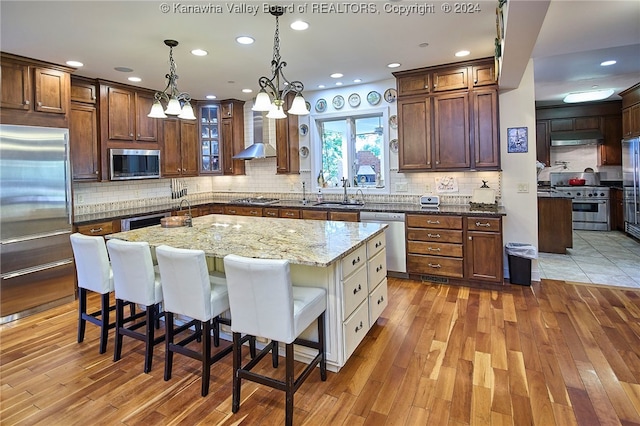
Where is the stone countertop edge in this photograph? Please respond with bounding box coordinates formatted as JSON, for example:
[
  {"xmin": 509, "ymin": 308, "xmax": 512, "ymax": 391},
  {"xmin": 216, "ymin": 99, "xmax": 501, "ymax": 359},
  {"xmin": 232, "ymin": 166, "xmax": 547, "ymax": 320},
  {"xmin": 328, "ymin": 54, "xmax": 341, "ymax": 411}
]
[
  {"xmin": 75, "ymin": 198, "xmax": 506, "ymax": 225},
  {"xmin": 105, "ymin": 214, "xmax": 388, "ymax": 268}
]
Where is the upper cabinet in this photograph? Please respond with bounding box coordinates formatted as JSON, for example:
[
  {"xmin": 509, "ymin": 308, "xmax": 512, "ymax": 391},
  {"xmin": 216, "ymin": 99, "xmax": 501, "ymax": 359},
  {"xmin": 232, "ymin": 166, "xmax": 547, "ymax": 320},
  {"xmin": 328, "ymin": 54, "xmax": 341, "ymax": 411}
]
[
  {"xmin": 160, "ymin": 118, "xmax": 198, "ymax": 177},
  {"xmin": 0, "ymin": 53, "xmax": 72, "ymax": 128},
  {"xmin": 393, "ymin": 57, "xmax": 499, "ymax": 172},
  {"xmin": 70, "ymin": 77, "xmax": 99, "ymax": 181},
  {"xmin": 199, "ymin": 104, "xmax": 221, "ymax": 174},
  {"xmin": 219, "ymin": 100, "xmax": 246, "ymax": 176},
  {"xmin": 276, "ymin": 93, "xmax": 300, "ymax": 175},
  {"xmin": 621, "ymin": 82, "xmax": 640, "ymax": 138},
  {"xmin": 99, "ymin": 82, "xmax": 158, "ymax": 143}
]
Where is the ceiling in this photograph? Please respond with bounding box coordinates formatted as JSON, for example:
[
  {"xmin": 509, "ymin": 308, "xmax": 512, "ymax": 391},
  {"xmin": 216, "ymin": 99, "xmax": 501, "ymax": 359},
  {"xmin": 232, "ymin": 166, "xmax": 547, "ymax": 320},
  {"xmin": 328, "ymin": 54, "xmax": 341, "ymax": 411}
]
[{"xmin": 1, "ymin": 1, "xmax": 639, "ymax": 105}]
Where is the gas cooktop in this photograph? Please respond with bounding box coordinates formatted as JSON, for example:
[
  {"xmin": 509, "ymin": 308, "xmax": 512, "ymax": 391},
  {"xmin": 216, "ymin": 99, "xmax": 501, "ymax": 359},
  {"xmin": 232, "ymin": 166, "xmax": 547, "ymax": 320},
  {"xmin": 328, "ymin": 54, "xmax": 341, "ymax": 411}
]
[{"xmin": 230, "ymin": 197, "xmax": 280, "ymax": 205}]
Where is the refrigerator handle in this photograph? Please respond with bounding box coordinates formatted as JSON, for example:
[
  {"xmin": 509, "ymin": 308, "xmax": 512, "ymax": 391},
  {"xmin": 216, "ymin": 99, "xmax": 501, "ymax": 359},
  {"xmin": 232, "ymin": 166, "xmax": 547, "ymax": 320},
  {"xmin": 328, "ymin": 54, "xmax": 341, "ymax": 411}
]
[{"xmin": 65, "ymin": 134, "xmax": 72, "ymax": 225}]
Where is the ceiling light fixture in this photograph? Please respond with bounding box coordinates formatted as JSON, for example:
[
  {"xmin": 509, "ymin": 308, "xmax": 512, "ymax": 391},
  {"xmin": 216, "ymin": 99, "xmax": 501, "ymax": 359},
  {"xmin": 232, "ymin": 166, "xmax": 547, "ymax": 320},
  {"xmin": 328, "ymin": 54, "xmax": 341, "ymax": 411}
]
[
  {"xmin": 387, "ymin": 62, "xmax": 401, "ymax": 68},
  {"xmin": 330, "ymin": 73, "xmax": 343, "ymax": 78},
  {"xmin": 600, "ymin": 60, "xmax": 617, "ymax": 66},
  {"xmin": 455, "ymin": 50, "xmax": 470, "ymax": 57},
  {"xmin": 66, "ymin": 60, "xmax": 83, "ymax": 67},
  {"xmin": 191, "ymin": 49, "xmax": 208, "ymax": 56},
  {"xmin": 252, "ymin": 6, "xmax": 309, "ymax": 119},
  {"xmin": 563, "ymin": 88, "xmax": 615, "ymax": 104},
  {"xmin": 206, "ymin": 95, "xmax": 217, "ymax": 99},
  {"xmin": 290, "ymin": 20, "xmax": 309, "ymax": 30},
  {"xmin": 236, "ymin": 36, "xmax": 255, "ymax": 45},
  {"xmin": 128, "ymin": 77, "xmax": 142, "ymax": 82},
  {"xmin": 147, "ymin": 40, "xmax": 196, "ymax": 120}
]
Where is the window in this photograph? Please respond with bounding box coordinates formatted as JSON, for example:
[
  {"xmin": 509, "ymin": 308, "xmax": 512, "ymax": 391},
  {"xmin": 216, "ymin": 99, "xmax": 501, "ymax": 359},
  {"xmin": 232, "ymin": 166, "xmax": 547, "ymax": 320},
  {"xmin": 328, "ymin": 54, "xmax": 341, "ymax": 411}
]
[{"xmin": 315, "ymin": 111, "xmax": 387, "ymax": 190}]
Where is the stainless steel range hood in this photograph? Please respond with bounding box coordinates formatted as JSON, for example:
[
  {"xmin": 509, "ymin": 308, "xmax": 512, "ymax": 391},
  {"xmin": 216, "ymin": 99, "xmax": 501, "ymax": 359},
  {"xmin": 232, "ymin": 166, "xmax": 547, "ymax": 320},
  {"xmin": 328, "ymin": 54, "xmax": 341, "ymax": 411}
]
[
  {"xmin": 550, "ymin": 130, "xmax": 604, "ymax": 147},
  {"xmin": 233, "ymin": 110, "xmax": 276, "ymax": 160}
]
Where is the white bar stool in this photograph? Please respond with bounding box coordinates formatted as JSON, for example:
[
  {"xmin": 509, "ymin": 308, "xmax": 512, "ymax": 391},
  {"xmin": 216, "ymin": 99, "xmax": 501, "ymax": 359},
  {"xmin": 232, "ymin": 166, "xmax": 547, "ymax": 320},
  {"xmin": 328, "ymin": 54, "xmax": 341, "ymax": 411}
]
[
  {"xmin": 223, "ymin": 254, "xmax": 327, "ymax": 426},
  {"xmin": 155, "ymin": 245, "xmax": 238, "ymax": 397},
  {"xmin": 106, "ymin": 239, "xmax": 164, "ymax": 373}
]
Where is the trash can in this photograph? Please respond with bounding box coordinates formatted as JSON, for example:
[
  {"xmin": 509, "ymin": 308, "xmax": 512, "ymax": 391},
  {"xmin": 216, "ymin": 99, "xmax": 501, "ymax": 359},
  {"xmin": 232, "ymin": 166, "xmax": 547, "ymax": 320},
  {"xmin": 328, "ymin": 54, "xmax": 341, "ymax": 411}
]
[{"xmin": 505, "ymin": 242, "xmax": 537, "ymax": 286}]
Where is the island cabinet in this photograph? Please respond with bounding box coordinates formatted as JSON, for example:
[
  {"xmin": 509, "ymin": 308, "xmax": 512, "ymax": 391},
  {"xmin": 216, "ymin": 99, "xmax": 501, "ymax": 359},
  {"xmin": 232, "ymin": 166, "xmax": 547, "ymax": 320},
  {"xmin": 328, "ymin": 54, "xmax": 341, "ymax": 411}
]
[
  {"xmin": 621, "ymin": 82, "xmax": 640, "ymax": 138},
  {"xmin": 160, "ymin": 118, "xmax": 198, "ymax": 177},
  {"xmin": 406, "ymin": 213, "xmax": 504, "ymax": 285},
  {"xmin": 70, "ymin": 77, "xmax": 100, "ymax": 181},
  {"xmin": 1, "ymin": 53, "xmax": 72, "ymax": 128},
  {"xmin": 393, "ymin": 58, "xmax": 499, "ymax": 172},
  {"xmin": 538, "ymin": 196, "xmax": 573, "ymax": 254}
]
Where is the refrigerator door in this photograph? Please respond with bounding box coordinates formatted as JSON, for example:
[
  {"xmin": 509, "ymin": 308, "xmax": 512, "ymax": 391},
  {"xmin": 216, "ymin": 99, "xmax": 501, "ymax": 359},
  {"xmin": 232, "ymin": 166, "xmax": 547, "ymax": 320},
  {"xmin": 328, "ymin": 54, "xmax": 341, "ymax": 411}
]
[
  {"xmin": 622, "ymin": 138, "xmax": 640, "ymax": 236},
  {"xmin": 0, "ymin": 124, "xmax": 72, "ymax": 242}
]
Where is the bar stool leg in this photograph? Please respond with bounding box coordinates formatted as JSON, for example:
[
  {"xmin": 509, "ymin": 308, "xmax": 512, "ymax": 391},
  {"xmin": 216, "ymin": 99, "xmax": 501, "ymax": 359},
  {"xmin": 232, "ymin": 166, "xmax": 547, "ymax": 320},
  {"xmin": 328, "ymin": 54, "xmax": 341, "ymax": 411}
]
[
  {"xmin": 201, "ymin": 320, "xmax": 212, "ymax": 396},
  {"xmin": 164, "ymin": 312, "xmax": 174, "ymax": 381},
  {"xmin": 272, "ymin": 340, "xmax": 279, "ymax": 368},
  {"xmin": 285, "ymin": 343, "xmax": 295, "ymax": 426},
  {"xmin": 232, "ymin": 332, "xmax": 242, "ymax": 413},
  {"xmin": 319, "ymin": 313, "xmax": 327, "ymax": 381},
  {"xmin": 144, "ymin": 304, "xmax": 156, "ymax": 373},
  {"xmin": 99, "ymin": 293, "xmax": 110, "ymax": 354},
  {"xmin": 77, "ymin": 288, "xmax": 87, "ymax": 343},
  {"xmin": 114, "ymin": 299, "xmax": 125, "ymax": 361}
]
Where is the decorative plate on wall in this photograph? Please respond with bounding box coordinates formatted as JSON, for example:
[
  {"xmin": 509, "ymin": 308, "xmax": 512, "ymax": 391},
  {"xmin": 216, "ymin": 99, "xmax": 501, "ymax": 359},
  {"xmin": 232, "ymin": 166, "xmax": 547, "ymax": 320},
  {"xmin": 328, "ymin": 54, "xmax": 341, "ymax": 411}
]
[
  {"xmin": 389, "ymin": 115, "xmax": 398, "ymax": 129},
  {"xmin": 367, "ymin": 91, "xmax": 381, "ymax": 106},
  {"xmin": 299, "ymin": 146, "xmax": 309, "ymax": 158},
  {"xmin": 299, "ymin": 124, "xmax": 309, "ymax": 136},
  {"xmin": 315, "ymin": 98, "xmax": 327, "ymax": 112},
  {"xmin": 332, "ymin": 95, "xmax": 345, "ymax": 109},
  {"xmin": 348, "ymin": 93, "xmax": 361, "ymax": 107},
  {"xmin": 384, "ymin": 88, "xmax": 398, "ymax": 103},
  {"xmin": 305, "ymin": 101, "xmax": 312, "ymax": 113},
  {"xmin": 389, "ymin": 139, "xmax": 399, "ymax": 153}
]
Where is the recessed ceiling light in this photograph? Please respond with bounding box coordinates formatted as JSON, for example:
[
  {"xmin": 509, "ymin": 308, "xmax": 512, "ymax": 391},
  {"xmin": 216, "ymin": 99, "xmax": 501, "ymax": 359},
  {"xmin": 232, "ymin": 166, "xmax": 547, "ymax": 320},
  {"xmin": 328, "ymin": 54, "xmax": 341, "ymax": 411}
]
[
  {"xmin": 318, "ymin": 84, "xmax": 325, "ymax": 89},
  {"xmin": 600, "ymin": 60, "xmax": 617, "ymax": 66},
  {"xmin": 563, "ymin": 88, "xmax": 615, "ymax": 103},
  {"xmin": 128, "ymin": 77, "xmax": 142, "ymax": 82},
  {"xmin": 330, "ymin": 73, "xmax": 343, "ymax": 79},
  {"xmin": 242, "ymin": 89, "xmax": 253, "ymax": 93},
  {"xmin": 418, "ymin": 43, "xmax": 429, "ymax": 48},
  {"xmin": 114, "ymin": 66, "xmax": 133, "ymax": 73},
  {"xmin": 236, "ymin": 36, "xmax": 254, "ymax": 45},
  {"xmin": 387, "ymin": 63, "xmax": 401, "ymax": 68},
  {"xmin": 455, "ymin": 50, "xmax": 470, "ymax": 57},
  {"xmin": 206, "ymin": 95, "xmax": 217, "ymax": 100},
  {"xmin": 290, "ymin": 20, "xmax": 309, "ymax": 31},
  {"xmin": 191, "ymin": 49, "xmax": 208, "ymax": 56},
  {"xmin": 353, "ymin": 79, "xmax": 362, "ymax": 83},
  {"xmin": 336, "ymin": 82, "xmax": 343, "ymax": 86},
  {"xmin": 66, "ymin": 60, "xmax": 83, "ymax": 67}
]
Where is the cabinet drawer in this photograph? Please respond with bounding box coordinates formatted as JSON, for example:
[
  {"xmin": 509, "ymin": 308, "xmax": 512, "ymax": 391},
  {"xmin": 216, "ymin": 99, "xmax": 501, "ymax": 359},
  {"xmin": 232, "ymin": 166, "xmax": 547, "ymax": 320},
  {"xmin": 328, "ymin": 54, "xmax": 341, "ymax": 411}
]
[
  {"xmin": 76, "ymin": 221, "xmax": 115, "ymax": 236},
  {"xmin": 279, "ymin": 208, "xmax": 300, "ymax": 219},
  {"xmin": 467, "ymin": 217, "xmax": 501, "ymax": 232},
  {"xmin": 341, "ymin": 245, "xmax": 366, "ymax": 279},
  {"xmin": 342, "ymin": 266, "xmax": 368, "ymax": 318},
  {"xmin": 329, "ymin": 211, "xmax": 359, "ymax": 222},
  {"xmin": 407, "ymin": 228, "xmax": 463, "ymax": 243},
  {"xmin": 406, "ymin": 214, "xmax": 462, "ymax": 229},
  {"xmin": 407, "ymin": 254, "xmax": 464, "ymax": 278},
  {"xmin": 366, "ymin": 232, "xmax": 386, "ymax": 257},
  {"xmin": 343, "ymin": 300, "xmax": 369, "ymax": 359},
  {"xmin": 367, "ymin": 249, "xmax": 387, "ymax": 289},
  {"xmin": 369, "ymin": 278, "xmax": 388, "ymax": 326},
  {"xmin": 263, "ymin": 208, "xmax": 279, "ymax": 218},
  {"xmin": 407, "ymin": 241, "xmax": 463, "ymax": 257},
  {"xmin": 302, "ymin": 210, "xmax": 328, "ymax": 220},
  {"xmin": 224, "ymin": 206, "xmax": 263, "ymax": 216}
]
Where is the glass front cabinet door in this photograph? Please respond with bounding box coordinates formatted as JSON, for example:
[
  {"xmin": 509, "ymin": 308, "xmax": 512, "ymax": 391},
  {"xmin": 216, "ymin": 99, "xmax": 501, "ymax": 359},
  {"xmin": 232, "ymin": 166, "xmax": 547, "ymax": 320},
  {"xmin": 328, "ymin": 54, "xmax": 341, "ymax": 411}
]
[{"xmin": 199, "ymin": 104, "xmax": 220, "ymax": 174}]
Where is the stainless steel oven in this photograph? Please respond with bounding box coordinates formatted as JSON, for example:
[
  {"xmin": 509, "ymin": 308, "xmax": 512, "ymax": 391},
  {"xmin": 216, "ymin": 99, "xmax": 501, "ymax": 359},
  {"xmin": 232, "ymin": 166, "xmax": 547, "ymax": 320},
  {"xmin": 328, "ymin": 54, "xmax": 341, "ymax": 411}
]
[{"xmin": 556, "ymin": 186, "xmax": 610, "ymax": 231}]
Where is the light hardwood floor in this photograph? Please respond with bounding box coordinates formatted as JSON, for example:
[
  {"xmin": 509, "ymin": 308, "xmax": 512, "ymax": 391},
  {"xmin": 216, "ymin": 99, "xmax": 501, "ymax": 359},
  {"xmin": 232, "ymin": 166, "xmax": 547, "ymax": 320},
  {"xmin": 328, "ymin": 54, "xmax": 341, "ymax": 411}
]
[{"xmin": 2, "ymin": 277, "xmax": 640, "ymax": 425}]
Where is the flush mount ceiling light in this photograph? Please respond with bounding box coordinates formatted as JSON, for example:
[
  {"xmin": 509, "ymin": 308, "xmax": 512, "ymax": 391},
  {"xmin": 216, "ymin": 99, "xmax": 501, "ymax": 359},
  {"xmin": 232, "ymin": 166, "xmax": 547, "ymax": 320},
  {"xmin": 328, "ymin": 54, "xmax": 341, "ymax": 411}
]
[
  {"xmin": 563, "ymin": 88, "xmax": 615, "ymax": 103},
  {"xmin": 290, "ymin": 20, "xmax": 309, "ymax": 30},
  {"xmin": 252, "ymin": 6, "xmax": 309, "ymax": 119},
  {"xmin": 236, "ymin": 36, "xmax": 255, "ymax": 45},
  {"xmin": 600, "ymin": 60, "xmax": 617, "ymax": 66},
  {"xmin": 191, "ymin": 48, "xmax": 208, "ymax": 56},
  {"xmin": 387, "ymin": 62, "xmax": 401, "ymax": 68},
  {"xmin": 66, "ymin": 60, "xmax": 83, "ymax": 67},
  {"xmin": 148, "ymin": 40, "xmax": 196, "ymax": 120},
  {"xmin": 455, "ymin": 50, "xmax": 470, "ymax": 57}
]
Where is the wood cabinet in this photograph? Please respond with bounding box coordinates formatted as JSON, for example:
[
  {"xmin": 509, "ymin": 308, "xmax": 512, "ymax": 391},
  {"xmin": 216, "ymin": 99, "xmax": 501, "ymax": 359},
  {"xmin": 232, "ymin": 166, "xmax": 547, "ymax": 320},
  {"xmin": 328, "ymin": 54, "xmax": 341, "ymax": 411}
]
[
  {"xmin": 0, "ymin": 53, "xmax": 72, "ymax": 127},
  {"xmin": 75, "ymin": 219, "xmax": 121, "ymax": 236},
  {"xmin": 621, "ymin": 82, "xmax": 640, "ymax": 138},
  {"xmin": 394, "ymin": 58, "xmax": 499, "ymax": 172},
  {"xmin": 329, "ymin": 211, "xmax": 359, "ymax": 222},
  {"xmin": 599, "ymin": 115, "xmax": 623, "ymax": 166},
  {"xmin": 220, "ymin": 100, "xmax": 245, "ymax": 176},
  {"xmin": 223, "ymin": 206, "xmax": 263, "ymax": 217},
  {"xmin": 199, "ymin": 104, "xmax": 221, "ymax": 174},
  {"xmin": 70, "ymin": 77, "xmax": 99, "ymax": 181},
  {"xmin": 465, "ymin": 217, "xmax": 503, "ymax": 282},
  {"xmin": 276, "ymin": 93, "xmax": 300, "ymax": 174},
  {"xmin": 536, "ymin": 120, "xmax": 551, "ymax": 166},
  {"xmin": 610, "ymin": 188, "xmax": 625, "ymax": 232},
  {"xmin": 406, "ymin": 213, "xmax": 504, "ymax": 285},
  {"xmin": 100, "ymin": 83, "xmax": 158, "ymax": 143},
  {"xmin": 538, "ymin": 197, "xmax": 573, "ymax": 254},
  {"xmin": 302, "ymin": 210, "xmax": 329, "ymax": 220},
  {"xmin": 279, "ymin": 208, "xmax": 301, "ymax": 219},
  {"xmin": 160, "ymin": 119, "xmax": 198, "ymax": 177}
]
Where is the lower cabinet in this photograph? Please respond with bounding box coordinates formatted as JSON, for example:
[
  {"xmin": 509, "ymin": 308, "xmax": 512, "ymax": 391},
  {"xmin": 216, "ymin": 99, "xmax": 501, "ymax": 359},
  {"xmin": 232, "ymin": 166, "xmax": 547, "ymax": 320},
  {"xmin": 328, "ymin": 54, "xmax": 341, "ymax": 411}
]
[
  {"xmin": 610, "ymin": 188, "xmax": 625, "ymax": 231},
  {"xmin": 406, "ymin": 213, "xmax": 504, "ymax": 285},
  {"xmin": 75, "ymin": 219, "xmax": 121, "ymax": 236},
  {"xmin": 223, "ymin": 206, "xmax": 263, "ymax": 217}
]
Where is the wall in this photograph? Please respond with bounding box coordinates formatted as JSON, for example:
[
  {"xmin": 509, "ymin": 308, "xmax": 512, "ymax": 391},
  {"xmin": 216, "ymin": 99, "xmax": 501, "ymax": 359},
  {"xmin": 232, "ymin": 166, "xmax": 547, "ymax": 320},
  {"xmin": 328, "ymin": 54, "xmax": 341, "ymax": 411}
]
[
  {"xmin": 499, "ymin": 59, "xmax": 540, "ymax": 281},
  {"xmin": 549, "ymin": 145, "xmax": 622, "ymax": 181}
]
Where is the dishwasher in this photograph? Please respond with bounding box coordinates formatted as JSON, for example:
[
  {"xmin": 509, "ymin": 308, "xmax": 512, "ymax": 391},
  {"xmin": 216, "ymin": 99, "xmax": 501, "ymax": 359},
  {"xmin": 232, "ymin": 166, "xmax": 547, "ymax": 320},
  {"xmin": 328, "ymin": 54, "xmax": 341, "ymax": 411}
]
[{"xmin": 360, "ymin": 211, "xmax": 407, "ymax": 274}]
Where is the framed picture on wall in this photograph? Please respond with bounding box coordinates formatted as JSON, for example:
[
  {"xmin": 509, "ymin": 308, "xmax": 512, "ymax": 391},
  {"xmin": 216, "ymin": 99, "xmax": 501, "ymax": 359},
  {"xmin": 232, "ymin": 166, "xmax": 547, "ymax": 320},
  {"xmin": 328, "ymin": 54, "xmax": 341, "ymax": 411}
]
[{"xmin": 507, "ymin": 127, "xmax": 528, "ymax": 153}]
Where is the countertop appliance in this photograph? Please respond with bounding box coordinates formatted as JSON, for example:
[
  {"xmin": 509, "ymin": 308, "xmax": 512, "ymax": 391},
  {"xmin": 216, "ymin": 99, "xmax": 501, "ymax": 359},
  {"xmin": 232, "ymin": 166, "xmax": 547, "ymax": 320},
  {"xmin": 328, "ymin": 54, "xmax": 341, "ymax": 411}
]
[
  {"xmin": 554, "ymin": 185, "xmax": 610, "ymax": 231},
  {"xmin": 110, "ymin": 148, "xmax": 161, "ymax": 180},
  {"xmin": 121, "ymin": 212, "xmax": 171, "ymax": 231},
  {"xmin": 622, "ymin": 137, "xmax": 640, "ymax": 239},
  {"xmin": 360, "ymin": 211, "xmax": 407, "ymax": 274},
  {"xmin": 0, "ymin": 124, "xmax": 75, "ymax": 323}
]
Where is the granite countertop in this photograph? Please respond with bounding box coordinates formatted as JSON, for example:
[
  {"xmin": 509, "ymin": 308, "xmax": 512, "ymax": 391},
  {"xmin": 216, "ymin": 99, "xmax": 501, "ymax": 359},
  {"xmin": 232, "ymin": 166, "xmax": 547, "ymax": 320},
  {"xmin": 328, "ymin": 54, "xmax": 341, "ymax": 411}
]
[
  {"xmin": 106, "ymin": 214, "xmax": 387, "ymax": 267},
  {"xmin": 75, "ymin": 197, "xmax": 506, "ymax": 225}
]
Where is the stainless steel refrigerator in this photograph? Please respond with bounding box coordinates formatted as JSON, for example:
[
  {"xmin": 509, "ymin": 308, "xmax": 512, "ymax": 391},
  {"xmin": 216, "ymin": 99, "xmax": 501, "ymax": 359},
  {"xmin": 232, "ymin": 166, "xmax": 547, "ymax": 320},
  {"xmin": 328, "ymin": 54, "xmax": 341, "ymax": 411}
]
[
  {"xmin": 622, "ymin": 136, "xmax": 640, "ymax": 240},
  {"xmin": 0, "ymin": 124, "xmax": 75, "ymax": 323}
]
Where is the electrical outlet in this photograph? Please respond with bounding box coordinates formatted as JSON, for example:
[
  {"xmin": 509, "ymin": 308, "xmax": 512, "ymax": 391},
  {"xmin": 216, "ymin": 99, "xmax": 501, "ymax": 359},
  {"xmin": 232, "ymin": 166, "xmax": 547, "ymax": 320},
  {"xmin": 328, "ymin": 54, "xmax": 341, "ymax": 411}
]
[
  {"xmin": 77, "ymin": 194, "xmax": 84, "ymax": 204},
  {"xmin": 517, "ymin": 183, "xmax": 529, "ymax": 193},
  {"xmin": 425, "ymin": 184, "xmax": 431, "ymax": 193},
  {"xmin": 396, "ymin": 182, "xmax": 408, "ymax": 192}
]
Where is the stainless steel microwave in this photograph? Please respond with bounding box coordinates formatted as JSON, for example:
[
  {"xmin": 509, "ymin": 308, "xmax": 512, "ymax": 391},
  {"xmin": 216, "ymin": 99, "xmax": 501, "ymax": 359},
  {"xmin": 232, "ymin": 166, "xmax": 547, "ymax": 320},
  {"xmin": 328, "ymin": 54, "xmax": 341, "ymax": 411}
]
[{"xmin": 110, "ymin": 148, "xmax": 161, "ymax": 180}]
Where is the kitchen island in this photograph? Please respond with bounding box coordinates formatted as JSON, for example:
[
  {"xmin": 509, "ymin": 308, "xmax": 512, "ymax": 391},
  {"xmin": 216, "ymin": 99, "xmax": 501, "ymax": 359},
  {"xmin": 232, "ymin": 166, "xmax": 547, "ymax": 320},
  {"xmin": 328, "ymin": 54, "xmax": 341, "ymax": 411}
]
[
  {"xmin": 107, "ymin": 214, "xmax": 388, "ymax": 372},
  {"xmin": 538, "ymin": 190, "xmax": 574, "ymax": 253}
]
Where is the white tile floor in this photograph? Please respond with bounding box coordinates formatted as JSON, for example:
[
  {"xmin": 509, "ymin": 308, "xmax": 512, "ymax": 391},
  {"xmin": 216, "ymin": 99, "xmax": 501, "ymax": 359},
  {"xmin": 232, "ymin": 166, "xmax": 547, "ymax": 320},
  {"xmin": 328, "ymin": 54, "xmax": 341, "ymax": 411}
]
[{"xmin": 538, "ymin": 230, "xmax": 640, "ymax": 288}]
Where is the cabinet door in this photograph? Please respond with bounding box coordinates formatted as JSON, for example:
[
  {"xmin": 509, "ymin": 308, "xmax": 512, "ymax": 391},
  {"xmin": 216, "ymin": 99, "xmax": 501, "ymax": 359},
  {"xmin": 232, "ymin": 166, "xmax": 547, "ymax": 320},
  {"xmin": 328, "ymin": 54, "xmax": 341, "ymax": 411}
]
[
  {"xmin": 574, "ymin": 116, "xmax": 601, "ymax": 131},
  {"xmin": 397, "ymin": 73, "xmax": 430, "ymax": 97},
  {"xmin": 329, "ymin": 211, "xmax": 359, "ymax": 222},
  {"xmin": 398, "ymin": 97, "xmax": 431, "ymax": 171},
  {"xmin": 135, "ymin": 92, "xmax": 158, "ymax": 142},
  {"xmin": 599, "ymin": 115, "xmax": 622, "ymax": 166},
  {"xmin": 433, "ymin": 67, "xmax": 468, "ymax": 92},
  {"xmin": 70, "ymin": 80, "xmax": 97, "ymax": 104},
  {"xmin": 472, "ymin": 89, "xmax": 499, "ymax": 169},
  {"xmin": 276, "ymin": 98, "xmax": 300, "ymax": 174},
  {"xmin": 221, "ymin": 118, "xmax": 234, "ymax": 175},
  {"xmin": 465, "ymin": 231, "xmax": 503, "ymax": 282},
  {"xmin": 536, "ymin": 120, "xmax": 550, "ymax": 166},
  {"xmin": 1, "ymin": 61, "xmax": 31, "ymax": 110},
  {"xmin": 622, "ymin": 108, "xmax": 632, "ymax": 137},
  {"xmin": 161, "ymin": 119, "xmax": 181, "ymax": 177},
  {"xmin": 221, "ymin": 102, "xmax": 233, "ymax": 118},
  {"xmin": 472, "ymin": 64, "xmax": 495, "ymax": 87},
  {"xmin": 70, "ymin": 103, "xmax": 99, "ymax": 181},
  {"xmin": 550, "ymin": 118, "xmax": 573, "ymax": 132},
  {"xmin": 631, "ymin": 104, "xmax": 640, "ymax": 136},
  {"xmin": 107, "ymin": 87, "xmax": 134, "ymax": 141},
  {"xmin": 433, "ymin": 92, "xmax": 470, "ymax": 169},
  {"xmin": 180, "ymin": 121, "xmax": 199, "ymax": 176},
  {"xmin": 34, "ymin": 67, "xmax": 68, "ymax": 114}
]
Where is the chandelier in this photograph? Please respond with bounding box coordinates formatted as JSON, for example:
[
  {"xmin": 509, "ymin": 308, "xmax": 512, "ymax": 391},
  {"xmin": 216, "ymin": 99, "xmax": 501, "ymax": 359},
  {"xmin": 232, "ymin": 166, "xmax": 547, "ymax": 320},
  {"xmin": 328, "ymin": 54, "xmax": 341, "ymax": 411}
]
[
  {"xmin": 148, "ymin": 40, "xmax": 196, "ymax": 120},
  {"xmin": 252, "ymin": 7, "xmax": 309, "ymax": 119}
]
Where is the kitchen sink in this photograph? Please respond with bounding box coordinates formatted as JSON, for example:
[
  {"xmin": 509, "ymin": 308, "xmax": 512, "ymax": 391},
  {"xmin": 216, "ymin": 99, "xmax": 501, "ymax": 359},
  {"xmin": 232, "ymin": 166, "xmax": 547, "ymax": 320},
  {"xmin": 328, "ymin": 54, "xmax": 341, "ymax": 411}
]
[{"xmin": 313, "ymin": 201, "xmax": 364, "ymax": 208}]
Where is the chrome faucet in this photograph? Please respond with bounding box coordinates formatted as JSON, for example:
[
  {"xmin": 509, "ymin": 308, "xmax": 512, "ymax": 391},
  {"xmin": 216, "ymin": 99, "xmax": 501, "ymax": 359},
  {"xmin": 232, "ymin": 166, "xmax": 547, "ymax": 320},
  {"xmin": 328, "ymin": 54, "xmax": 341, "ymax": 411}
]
[
  {"xmin": 355, "ymin": 189, "xmax": 365, "ymax": 204},
  {"xmin": 179, "ymin": 199, "xmax": 192, "ymax": 227},
  {"xmin": 341, "ymin": 177, "xmax": 349, "ymax": 203}
]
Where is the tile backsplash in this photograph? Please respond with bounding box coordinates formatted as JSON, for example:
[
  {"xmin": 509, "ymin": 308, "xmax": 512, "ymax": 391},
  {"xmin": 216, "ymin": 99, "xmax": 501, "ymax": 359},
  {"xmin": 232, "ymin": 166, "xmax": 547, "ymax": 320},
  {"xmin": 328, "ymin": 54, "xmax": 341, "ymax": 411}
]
[{"xmin": 549, "ymin": 144, "xmax": 622, "ymax": 180}]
